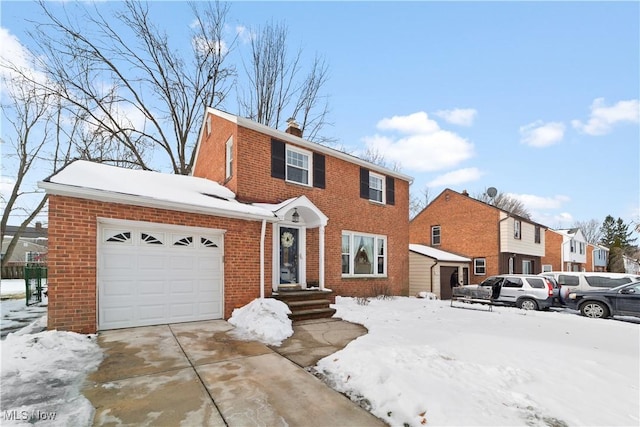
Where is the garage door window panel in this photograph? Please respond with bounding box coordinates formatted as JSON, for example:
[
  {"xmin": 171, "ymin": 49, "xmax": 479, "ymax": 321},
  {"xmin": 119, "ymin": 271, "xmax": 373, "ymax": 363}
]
[
  {"xmin": 105, "ymin": 230, "xmax": 132, "ymax": 244},
  {"xmin": 173, "ymin": 236, "xmax": 194, "ymax": 247},
  {"xmin": 141, "ymin": 232, "xmax": 164, "ymax": 245}
]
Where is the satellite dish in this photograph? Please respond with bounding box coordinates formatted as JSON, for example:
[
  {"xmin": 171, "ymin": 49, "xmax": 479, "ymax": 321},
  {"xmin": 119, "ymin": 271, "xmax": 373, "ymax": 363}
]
[{"xmin": 487, "ymin": 187, "xmax": 498, "ymax": 198}]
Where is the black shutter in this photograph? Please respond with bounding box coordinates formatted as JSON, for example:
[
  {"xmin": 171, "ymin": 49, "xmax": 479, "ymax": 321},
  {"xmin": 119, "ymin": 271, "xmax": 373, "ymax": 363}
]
[
  {"xmin": 360, "ymin": 167, "xmax": 369, "ymax": 199},
  {"xmin": 313, "ymin": 153, "xmax": 325, "ymax": 189},
  {"xmin": 271, "ymin": 139, "xmax": 285, "ymax": 179},
  {"xmin": 386, "ymin": 177, "xmax": 395, "ymax": 205}
]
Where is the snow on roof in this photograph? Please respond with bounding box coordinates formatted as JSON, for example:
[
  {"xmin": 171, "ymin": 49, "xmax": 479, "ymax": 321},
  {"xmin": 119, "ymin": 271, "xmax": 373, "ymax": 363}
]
[
  {"xmin": 409, "ymin": 244, "xmax": 471, "ymax": 262},
  {"xmin": 39, "ymin": 160, "xmax": 276, "ymax": 221}
]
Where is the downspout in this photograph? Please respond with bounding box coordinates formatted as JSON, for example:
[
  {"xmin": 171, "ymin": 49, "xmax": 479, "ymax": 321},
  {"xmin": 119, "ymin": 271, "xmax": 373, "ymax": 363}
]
[
  {"xmin": 429, "ymin": 259, "xmax": 438, "ymax": 294},
  {"xmin": 260, "ymin": 219, "xmax": 266, "ymax": 299}
]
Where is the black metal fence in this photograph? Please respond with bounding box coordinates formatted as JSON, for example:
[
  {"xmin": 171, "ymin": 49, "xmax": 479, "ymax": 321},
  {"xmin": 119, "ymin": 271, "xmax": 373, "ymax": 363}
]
[{"xmin": 24, "ymin": 265, "xmax": 48, "ymax": 306}]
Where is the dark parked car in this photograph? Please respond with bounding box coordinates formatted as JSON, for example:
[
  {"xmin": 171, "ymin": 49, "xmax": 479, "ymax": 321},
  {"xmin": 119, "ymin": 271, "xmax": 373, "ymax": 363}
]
[{"xmin": 566, "ymin": 282, "xmax": 640, "ymax": 319}]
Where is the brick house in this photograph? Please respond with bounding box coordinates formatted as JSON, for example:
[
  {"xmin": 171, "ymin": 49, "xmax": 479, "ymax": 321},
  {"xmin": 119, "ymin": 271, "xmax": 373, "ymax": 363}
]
[
  {"xmin": 409, "ymin": 188, "xmax": 547, "ymax": 286},
  {"xmin": 541, "ymin": 228, "xmax": 587, "ymax": 272},
  {"xmin": 40, "ymin": 108, "xmax": 412, "ymax": 333}
]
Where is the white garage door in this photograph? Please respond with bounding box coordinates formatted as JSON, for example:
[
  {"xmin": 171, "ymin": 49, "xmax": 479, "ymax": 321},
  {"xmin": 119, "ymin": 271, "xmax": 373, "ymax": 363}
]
[{"xmin": 98, "ymin": 220, "xmax": 224, "ymax": 330}]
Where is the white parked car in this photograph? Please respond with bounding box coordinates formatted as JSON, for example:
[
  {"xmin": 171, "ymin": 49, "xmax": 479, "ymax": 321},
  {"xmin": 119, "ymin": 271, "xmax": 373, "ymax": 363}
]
[{"xmin": 453, "ymin": 274, "xmax": 555, "ymax": 310}]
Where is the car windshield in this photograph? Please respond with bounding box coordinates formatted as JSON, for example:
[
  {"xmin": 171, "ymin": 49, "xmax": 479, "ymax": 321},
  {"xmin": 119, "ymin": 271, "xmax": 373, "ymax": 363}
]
[{"xmin": 610, "ymin": 281, "xmax": 640, "ymax": 292}]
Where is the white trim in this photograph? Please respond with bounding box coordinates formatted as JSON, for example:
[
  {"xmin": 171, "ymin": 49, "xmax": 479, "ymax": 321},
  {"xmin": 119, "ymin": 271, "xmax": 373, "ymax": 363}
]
[
  {"xmin": 474, "ymin": 258, "xmax": 486, "ymax": 275},
  {"xmin": 206, "ymin": 107, "xmax": 414, "ymax": 183},
  {"xmin": 39, "ymin": 181, "xmax": 277, "ymax": 222},
  {"xmin": 341, "ymin": 230, "xmax": 387, "ymax": 278},
  {"xmin": 368, "ymin": 171, "xmax": 385, "ymax": 204},
  {"xmin": 285, "ymin": 144, "xmax": 312, "ymax": 186},
  {"xmin": 225, "ymin": 136, "xmax": 233, "ymax": 180}
]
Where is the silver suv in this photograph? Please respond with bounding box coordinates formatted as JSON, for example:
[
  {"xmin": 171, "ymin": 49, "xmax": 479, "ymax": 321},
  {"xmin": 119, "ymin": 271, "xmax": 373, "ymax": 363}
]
[{"xmin": 479, "ymin": 274, "xmax": 555, "ymax": 310}]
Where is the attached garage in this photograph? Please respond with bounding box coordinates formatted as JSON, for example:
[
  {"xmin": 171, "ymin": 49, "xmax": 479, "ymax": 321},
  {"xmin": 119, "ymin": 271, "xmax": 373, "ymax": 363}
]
[
  {"xmin": 39, "ymin": 160, "xmax": 278, "ymax": 333},
  {"xmin": 98, "ymin": 219, "xmax": 224, "ymax": 330},
  {"xmin": 409, "ymin": 244, "xmax": 471, "ymax": 299}
]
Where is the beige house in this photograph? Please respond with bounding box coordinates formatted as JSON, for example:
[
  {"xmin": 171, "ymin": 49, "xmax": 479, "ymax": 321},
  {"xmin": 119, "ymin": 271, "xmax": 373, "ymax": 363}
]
[{"xmin": 409, "ymin": 244, "xmax": 471, "ymax": 300}]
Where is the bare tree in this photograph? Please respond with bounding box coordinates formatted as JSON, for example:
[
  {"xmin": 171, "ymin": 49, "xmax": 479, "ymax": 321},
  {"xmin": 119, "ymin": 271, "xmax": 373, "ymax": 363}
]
[
  {"xmin": 409, "ymin": 187, "xmax": 431, "ymax": 220},
  {"xmin": 18, "ymin": 0, "xmax": 236, "ymax": 175},
  {"xmin": 573, "ymin": 219, "xmax": 602, "ymax": 244},
  {"xmin": 238, "ymin": 21, "xmax": 332, "ymax": 142},
  {"xmin": 475, "ymin": 189, "xmax": 531, "ymax": 219},
  {"xmin": 1, "ymin": 74, "xmax": 64, "ymax": 268}
]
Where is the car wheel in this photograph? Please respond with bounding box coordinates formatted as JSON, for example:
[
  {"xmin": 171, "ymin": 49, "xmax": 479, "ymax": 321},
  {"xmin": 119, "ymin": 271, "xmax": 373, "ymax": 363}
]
[
  {"xmin": 518, "ymin": 298, "xmax": 538, "ymax": 311},
  {"xmin": 580, "ymin": 301, "xmax": 609, "ymax": 319}
]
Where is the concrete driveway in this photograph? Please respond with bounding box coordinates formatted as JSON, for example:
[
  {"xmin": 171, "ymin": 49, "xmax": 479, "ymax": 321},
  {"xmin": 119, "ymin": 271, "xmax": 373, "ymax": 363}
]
[{"xmin": 83, "ymin": 319, "xmax": 385, "ymax": 426}]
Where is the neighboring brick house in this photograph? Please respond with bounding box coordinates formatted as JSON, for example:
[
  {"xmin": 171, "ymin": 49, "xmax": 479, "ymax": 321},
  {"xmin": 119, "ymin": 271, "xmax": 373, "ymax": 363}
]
[
  {"xmin": 40, "ymin": 108, "xmax": 412, "ymax": 333},
  {"xmin": 541, "ymin": 228, "xmax": 587, "ymax": 272},
  {"xmin": 409, "ymin": 188, "xmax": 546, "ymax": 286},
  {"xmin": 586, "ymin": 243, "xmax": 609, "ymax": 272}
]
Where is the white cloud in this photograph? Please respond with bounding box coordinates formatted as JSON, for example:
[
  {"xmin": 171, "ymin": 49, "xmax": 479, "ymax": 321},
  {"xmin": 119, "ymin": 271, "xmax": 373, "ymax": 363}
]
[
  {"xmin": 377, "ymin": 111, "xmax": 439, "ymax": 134},
  {"xmin": 427, "ymin": 167, "xmax": 483, "ymax": 187},
  {"xmin": 519, "ymin": 121, "xmax": 565, "ymax": 147},
  {"xmin": 507, "ymin": 193, "xmax": 570, "ymax": 210},
  {"xmin": 364, "ymin": 112, "xmax": 474, "ymax": 172},
  {"xmin": 434, "ymin": 108, "xmax": 477, "ymax": 126},
  {"xmin": 0, "ymin": 27, "xmax": 47, "ymax": 88},
  {"xmin": 192, "ymin": 35, "xmax": 229, "ymax": 57},
  {"xmin": 572, "ymin": 98, "xmax": 640, "ymax": 135}
]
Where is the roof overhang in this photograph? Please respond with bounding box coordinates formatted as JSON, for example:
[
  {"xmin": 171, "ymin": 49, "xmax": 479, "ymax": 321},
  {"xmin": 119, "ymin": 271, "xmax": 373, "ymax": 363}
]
[{"xmin": 39, "ymin": 181, "xmax": 279, "ymax": 223}]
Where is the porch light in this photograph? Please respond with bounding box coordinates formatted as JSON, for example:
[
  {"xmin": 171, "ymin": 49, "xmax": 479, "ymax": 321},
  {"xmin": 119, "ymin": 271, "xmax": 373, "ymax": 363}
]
[{"xmin": 292, "ymin": 208, "xmax": 300, "ymax": 223}]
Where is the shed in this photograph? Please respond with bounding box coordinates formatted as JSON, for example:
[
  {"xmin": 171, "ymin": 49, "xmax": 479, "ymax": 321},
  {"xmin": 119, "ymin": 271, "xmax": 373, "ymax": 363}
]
[{"xmin": 409, "ymin": 244, "xmax": 471, "ymax": 299}]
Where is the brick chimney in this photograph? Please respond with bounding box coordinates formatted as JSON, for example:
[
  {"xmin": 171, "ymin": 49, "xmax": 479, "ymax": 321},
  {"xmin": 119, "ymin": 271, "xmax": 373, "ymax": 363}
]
[
  {"xmin": 285, "ymin": 117, "xmax": 302, "ymax": 138},
  {"xmin": 462, "ymin": 190, "xmax": 469, "ymax": 196},
  {"xmin": 35, "ymin": 222, "xmax": 42, "ymax": 231}
]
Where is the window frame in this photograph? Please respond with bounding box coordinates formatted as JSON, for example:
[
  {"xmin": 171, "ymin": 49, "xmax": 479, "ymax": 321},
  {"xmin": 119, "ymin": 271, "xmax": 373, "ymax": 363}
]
[
  {"xmin": 474, "ymin": 258, "xmax": 486, "ymax": 275},
  {"xmin": 368, "ymin": 171, "xmax": 385, "ymax": 204},
  {"xmin": 341, "ymin": 231, "xmax": 387, "ymax": 278},
  {"xmin": 285, "ymin": 145, "xmax": 312, "ymax": 186},
  {"xmin": 522, "ymin": 259, "xmax": 533, "ymax": 274},
  {"xmin": 431, "ymin": 225, "xmax": 441, "ymax": 246},
  {"xmin": 225, "ymin": 136, "xmax": 233, "ymax": 180},
  {"xmin": 514, "ymin": 220, "xmax": 521, "ymax": 240},
  {"xmin": 534, "ymin": 226, "xmax": 541, "ymax": 244}
]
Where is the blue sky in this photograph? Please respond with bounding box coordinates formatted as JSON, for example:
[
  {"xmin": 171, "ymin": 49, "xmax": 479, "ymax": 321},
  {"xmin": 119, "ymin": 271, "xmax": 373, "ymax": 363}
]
[{"xmin": 1, "ymin": 1, "xmax": 639, "ymax": 234}]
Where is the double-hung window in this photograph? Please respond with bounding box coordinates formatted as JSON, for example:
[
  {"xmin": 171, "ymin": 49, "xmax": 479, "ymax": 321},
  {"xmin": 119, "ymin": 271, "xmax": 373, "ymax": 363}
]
[
  {"xmin": 286, "ymin": 146, "xmax": 311, "ymax": 185},
  {"xmin": 431, "ymin": 226, "xmax": 441, "ymax": 246},
  {"xmin": 368, "ymin": 172, "xmax": 384, "ymax": 203},
  {"xmin": 474, "ymin": 258, "xmax": 486, "ymax": 275},
  {"xmin": 342, "ymin": 231, "xmax": 387, "ymax": 277},
  {"xmin": 514, "ymin": 220, "xmax": 521, "ymax": 239}
]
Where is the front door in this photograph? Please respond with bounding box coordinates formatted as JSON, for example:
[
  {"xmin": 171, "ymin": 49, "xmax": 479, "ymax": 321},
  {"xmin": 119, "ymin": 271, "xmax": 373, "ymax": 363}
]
[{"xmin": 279, "ymin": 227, "xmax": 299, "ymax": 284}]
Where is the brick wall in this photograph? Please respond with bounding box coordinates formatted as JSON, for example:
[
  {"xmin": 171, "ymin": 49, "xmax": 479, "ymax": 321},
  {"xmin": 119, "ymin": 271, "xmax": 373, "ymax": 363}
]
[
  {"xmin": 542, "ymin": 230, "xmax": 563, "ymax": 271},
  {"xmin": 47, "ymin": 195, "xmax": 273, "ymax": 333},
  {"xmin": 194, "ymin": 112, "xmax": 410, "ymax": 298},
  {"xmin": 409, "ymin": 189, "xmax": 500, "ymax": 282}
]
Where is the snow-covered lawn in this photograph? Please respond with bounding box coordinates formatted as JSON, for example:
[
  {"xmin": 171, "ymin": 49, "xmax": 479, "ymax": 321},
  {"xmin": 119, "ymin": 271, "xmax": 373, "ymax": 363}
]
[
  {"xmin": 1, "ymin": 294, "xmax": 638, "ymax": 426},
  {"xmin": 315, "ymin": 297, "xmax": 640, "ymax": 427}
]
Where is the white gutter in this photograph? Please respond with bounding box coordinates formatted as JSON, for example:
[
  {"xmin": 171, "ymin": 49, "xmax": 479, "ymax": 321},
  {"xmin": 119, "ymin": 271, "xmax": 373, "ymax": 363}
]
[
  {"xmin": 260, "ymin": 219, "xmax": 266, "ymax": 298},
  {"xmin": 39, "ymin": 181, "xmax": 277, "ymax": 223}
]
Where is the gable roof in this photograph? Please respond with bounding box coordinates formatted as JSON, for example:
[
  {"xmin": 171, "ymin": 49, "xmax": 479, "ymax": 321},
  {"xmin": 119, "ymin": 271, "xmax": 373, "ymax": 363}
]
[
  {"xmin": 39, "ymin": 160, "xmax": 277, "ymax": 222},
  {"xmin": 409, "ymin": 244, "xmax": 471, "ymax": 262},
  {"xmin": 194, "ymin": 108, "xmax": 414, "ymax": 183},
  {"xmin": 417, "ymin": 188, "xmax": 548, "ymax": 228}
]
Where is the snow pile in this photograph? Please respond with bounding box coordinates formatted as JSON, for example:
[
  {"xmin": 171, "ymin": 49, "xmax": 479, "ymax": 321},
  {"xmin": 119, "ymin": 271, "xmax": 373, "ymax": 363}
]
[
  {"xmin": 315, "ymin": 296, "xmax": 639, "ymax": 427},
  {"xmin": 1, "ymin": 279, "xmax": 27, "ymax": 297},
  {"xmin": 228, "ymin": 298, "xmax": 293, "ymax": 346},
  {"xmin": 0, "ymin": 323, "xmax": 103, "ymax": 425}
]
